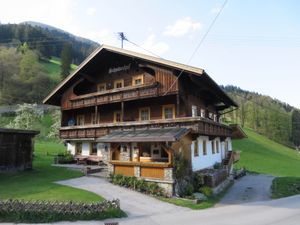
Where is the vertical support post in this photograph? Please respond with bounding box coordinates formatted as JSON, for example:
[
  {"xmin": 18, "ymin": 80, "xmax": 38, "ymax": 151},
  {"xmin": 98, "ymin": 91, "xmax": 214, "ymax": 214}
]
[
  {"xmin": 121, "ymin": 101, "xmax": 124, "ymax": 122},
  {"xmin": 176, "ymin": 94, "xmax": 180, "ymax": 118},
  {"xmin": 95, "ymin": 105, "xmax": 98, "ymax": 124}
]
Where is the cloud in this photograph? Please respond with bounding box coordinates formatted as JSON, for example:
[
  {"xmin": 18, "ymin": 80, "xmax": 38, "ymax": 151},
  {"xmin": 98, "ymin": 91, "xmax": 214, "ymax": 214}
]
[
  {"xmin": 86, "ymin": 7, "xmax": 97, "ymax": 16},
  {"xmin": 143, "ymin": 34, "xmax": 170, "ymax": 55},
  {"xmin": 163, "ymin": 17, "xmax": 202, "ymax": 37},
  {"xmin": 126, "ymin": 34, "xmax": 169, "ymax": 56}
]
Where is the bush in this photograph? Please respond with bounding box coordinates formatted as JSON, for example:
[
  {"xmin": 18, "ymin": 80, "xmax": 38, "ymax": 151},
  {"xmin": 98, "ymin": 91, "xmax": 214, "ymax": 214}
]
[
  {"xmin": 199, "ymin": 186, "xmax": 213, "ymax": 197},
  {"xmin": 109, "ymin": 174, "xmax": 165, "ymax": 197},
  {"xmin": 54, "ymin": 151, "xmax": 74, "ymax": 164},
  {"xmin": 184, "ymin": 184, "xmax": 194, "ymax": 197},
  {"xmin": 192, "ymin": 173, "xmax": 204, "ymax": 190},
  {"xmin": 213, "ymin": 162, "xmax": 221, "ymax": 169}
]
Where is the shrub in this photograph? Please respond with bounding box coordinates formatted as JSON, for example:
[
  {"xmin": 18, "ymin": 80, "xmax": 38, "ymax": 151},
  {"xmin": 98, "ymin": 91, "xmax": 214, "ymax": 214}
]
[
  {"xmin": 213, "ymin": 162, "xmax": 222, "ymax": 169},
  {"xmin": 192, "ymin": 173, "xmax": 204, "ymax": 190},
  {"xmin": 109, "ymin": 174, "xmax": 165, "ymax": 197},
  {"xmin": 184, "ymin": 184, "xmax": 194, "ymax": 197},
  {"xmin": 199, "ymin": 186, "xmax": 213, "ymax": 197}
]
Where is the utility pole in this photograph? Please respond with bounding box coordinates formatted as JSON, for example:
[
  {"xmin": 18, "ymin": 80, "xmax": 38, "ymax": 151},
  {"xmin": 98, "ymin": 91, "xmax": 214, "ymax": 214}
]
[{"xmin": 118, "ymin": 32, "xmax": 127, "ymax": 48}]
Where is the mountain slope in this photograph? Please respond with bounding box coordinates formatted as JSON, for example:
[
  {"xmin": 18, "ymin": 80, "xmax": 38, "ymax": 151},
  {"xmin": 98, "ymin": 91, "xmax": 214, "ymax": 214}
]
[
  {"xmin": 0, "ymin": 22, "xmax": 99, "ymax": 64},
  {"xmin": 233, "ymin": 128, "xmax": 300, "ymax": 177}
]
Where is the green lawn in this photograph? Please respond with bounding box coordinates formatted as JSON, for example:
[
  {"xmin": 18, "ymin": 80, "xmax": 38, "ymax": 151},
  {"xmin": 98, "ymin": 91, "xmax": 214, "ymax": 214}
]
[
  {"xmin": 0, "ymin": 140, "xmax": 103, "ymax": 202},
  {"xmin": 233, "ymin": 128, "xmax": 300, "ymax": 177},
  {"xmin": 271, "ymin": 177, "xmax": 300, "ymax": 199}
]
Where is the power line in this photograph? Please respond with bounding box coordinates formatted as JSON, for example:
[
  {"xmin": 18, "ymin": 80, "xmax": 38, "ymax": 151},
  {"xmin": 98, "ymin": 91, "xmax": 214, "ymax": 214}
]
[
  {"xmin": 126, "ymin": 39, "xmax": 163, "ymax": 58},
  {"xmin": 163, "ymin": 0, "xmax": 229, "ymax": 96}
]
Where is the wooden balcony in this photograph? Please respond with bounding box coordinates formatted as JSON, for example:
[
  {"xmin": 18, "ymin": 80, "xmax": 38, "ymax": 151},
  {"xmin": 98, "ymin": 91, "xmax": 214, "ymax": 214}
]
[
  {"xmin": 62, "ymin": 82, "xmax": 163, "ymax": 110},
  {"xmin": 60, "ymin": 117, "xmax": 232, "ymax": 139}
]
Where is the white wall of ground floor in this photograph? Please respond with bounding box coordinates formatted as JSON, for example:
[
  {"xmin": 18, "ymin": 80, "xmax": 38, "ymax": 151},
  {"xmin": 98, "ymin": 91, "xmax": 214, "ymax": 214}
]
[{"xmin": 191, "ymin": 136, "xmax": 232, "ymax": 171}]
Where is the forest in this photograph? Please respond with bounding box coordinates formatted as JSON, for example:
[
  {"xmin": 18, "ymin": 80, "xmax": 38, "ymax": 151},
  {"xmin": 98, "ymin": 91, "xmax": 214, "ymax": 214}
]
[{"xmin": 222, "ymin": 85, "xmax": 300, "ymax": 148}]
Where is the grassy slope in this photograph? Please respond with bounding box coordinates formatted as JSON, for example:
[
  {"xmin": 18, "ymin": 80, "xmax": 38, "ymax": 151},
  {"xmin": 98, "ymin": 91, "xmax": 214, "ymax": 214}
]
[
  {"xmin": 40, "ymin": 57, "xmax": 77, "ymax": 82},
  {"xmin": 233, "ymin": 128, "xmax": 300, "ymax": 177},
  {"xmin": 0, "ymin": 140, "xmax": 103, "ymax": 202}
]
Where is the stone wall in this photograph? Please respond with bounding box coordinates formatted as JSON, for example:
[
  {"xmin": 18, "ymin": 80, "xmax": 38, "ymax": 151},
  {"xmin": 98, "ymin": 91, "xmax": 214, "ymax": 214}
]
[{"xmin": 120, "ymin": 144, "xmax": 130, "ymax": 161}]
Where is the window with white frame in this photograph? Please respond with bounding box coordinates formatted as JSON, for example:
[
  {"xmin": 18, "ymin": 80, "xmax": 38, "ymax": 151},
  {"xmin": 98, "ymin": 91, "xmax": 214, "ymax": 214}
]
[
  {"xmin": 200, "ymin": 109, "xmax": 206, "ymax": 118},
  {"xmin": 192, "ymin": 105, "xmax": 197, "ymax": 117}
]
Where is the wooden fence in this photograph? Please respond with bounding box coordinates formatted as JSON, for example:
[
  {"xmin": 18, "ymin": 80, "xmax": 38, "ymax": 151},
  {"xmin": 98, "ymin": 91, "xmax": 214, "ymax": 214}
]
[{"xmin": 0, "ymin": 199, "xmax": 120, "ymax": 215}]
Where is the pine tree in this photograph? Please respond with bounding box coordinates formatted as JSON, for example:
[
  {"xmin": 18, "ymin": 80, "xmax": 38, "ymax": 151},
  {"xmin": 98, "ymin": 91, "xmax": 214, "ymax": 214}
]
[
  {"xmin": 291, "ymin": 110, "xmax": 300, "ymax": 147},
  {"xmin": 60, "ymin": 42, "xmax": 72, "ymax": 79}
]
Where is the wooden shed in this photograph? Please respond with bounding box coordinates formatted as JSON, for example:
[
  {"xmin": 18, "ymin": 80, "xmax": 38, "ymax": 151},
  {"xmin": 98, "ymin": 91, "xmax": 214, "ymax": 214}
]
[{"xmin": 0, "ymin": 128, "xmax": 39, "ymax": 172}]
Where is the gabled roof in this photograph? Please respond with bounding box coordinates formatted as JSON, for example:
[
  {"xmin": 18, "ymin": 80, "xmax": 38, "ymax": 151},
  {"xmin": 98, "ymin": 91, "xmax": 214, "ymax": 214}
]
[
  {"xmin": 43, "ymin": 44, "xmax": 237, "ymax": 108},
  {"xmin": 96, "ymin": 128, "xmax": 191, "ymax": 143}
]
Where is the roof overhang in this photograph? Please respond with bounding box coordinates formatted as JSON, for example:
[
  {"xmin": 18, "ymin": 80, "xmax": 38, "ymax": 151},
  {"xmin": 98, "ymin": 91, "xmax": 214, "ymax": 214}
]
[
  {"xmin": 96, "ymin": 128, "xmax": 191, "ymax": 143},
  {"xmin": 43, "ymin": 45, "xmax": 204, "ymax": 105},
  {"xmin": 229, "ymin": 124, "xmax": 247, "ymax": 139}
]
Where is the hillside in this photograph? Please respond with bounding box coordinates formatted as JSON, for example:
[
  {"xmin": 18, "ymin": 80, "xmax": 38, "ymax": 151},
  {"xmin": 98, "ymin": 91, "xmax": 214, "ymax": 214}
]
[
  {"xmin": 223, "ymin": 85, "xmax": 300, "ymax": 148},
  {"xmin": 40, "ymin": 57, "xmax": 77, "ymax": 82},
  {"xmin": 233, "ymin": 128, "xmax": 300, "ymax": 177},
  {"xmin": 0, "ymin": 22, "xmax": 99, "ymax": 64}
]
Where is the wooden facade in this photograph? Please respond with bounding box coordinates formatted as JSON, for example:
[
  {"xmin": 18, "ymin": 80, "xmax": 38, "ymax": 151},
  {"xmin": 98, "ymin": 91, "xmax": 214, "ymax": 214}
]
[{"xmin": 0, "ymin": 128, "xmax": 39, "ymax": 172}]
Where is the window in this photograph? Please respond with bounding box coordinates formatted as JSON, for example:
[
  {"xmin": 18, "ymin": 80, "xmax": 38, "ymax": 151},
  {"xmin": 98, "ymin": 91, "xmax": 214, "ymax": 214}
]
[
  {"xmin": 162, "ymin": 104, "xmax": 175, "ymax": 119},
  {"xmin": 114, "ymin": 111, "xmax": 122, "ymax": 122},
  {"xmin": 114, "ymin": 79, "xmax": 124, "ymax": 89},
  {"xmin": 97, "ymin": 83, "xmax": 106, "ymax": 92},
  {"xmin": 75, "ymin": 143, "xmax": 82, "ymax": 155},
  {"xmin": 90, "ymin": 142, "xmax": 97, "ymax": 155},
  {"xmin": 194, "ymin": 140, "xmax": 199, "ymax": 157},
  {"xmin": 213, "ymin": 114, "xmax": 218, "ymax": 122},
  {"xmin": 192, "ymin": 105, "xmax": 198, "ymax": 117},
  {"xmin": 203, "ymin": 140, "xmax": 207, "ymax": 155},
  {"xmin": 200, "ymin": 109, "xmax": 206, "ymax": 118},
  {"xmin": 216, "ymin": 140, "xmax": 220, "ymax": 153},
  {"xmin": 91, "ymin": 113, "xmax": 100, "ymax": 124},
  {"xmin": 209, "ymin": 112, "xmax": 213, "ymax": 120},
  {"xmin": 76, "ymin": 115, "xmax": 85, "ymax": 126},
  {"xmin": 132, "ymin": 75, "xmax": 144, "ymax": 86},
  {"xmin": 212, "ymin": 141, "xmax": 215, "ymax": 154},
  {"xmin": 139, "ymin": 107, "xmax": 150, "ymax": 121}
]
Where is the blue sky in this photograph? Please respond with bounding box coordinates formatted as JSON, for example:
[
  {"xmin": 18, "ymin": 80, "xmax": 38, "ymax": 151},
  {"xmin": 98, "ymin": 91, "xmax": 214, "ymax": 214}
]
[{"xmin": 1, "ymin": 0, "xmax": 299, "ymax": 108}]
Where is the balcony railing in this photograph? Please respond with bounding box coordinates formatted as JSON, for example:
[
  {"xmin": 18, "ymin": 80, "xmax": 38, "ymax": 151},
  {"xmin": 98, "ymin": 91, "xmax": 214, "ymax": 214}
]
[
  {"xmin": 60, "ymin": 117, "xmax": 232, "ymax": 139},
  {"xmin": 62, "ymin": 82, "xmax": 161, "ymax": 110}
]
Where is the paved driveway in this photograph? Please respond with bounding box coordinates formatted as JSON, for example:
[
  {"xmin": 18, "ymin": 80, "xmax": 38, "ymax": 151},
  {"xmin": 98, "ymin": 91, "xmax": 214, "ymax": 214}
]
[
  {"xmin": 57, "ymin": 177, "xmax": 189, "ymax": 218},
  {"xmin": 217, "ymin": 174, "xmax": 274, "ymax": 206}
]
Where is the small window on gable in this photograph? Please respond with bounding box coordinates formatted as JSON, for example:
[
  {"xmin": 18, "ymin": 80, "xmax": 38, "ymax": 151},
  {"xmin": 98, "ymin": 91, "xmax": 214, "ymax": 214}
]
[
  {"xmin": 114, "ymin": 79, "xmax": 124, "ymax": 89},
  {"xmin": 114, "ymin": 111, "xmax": 122, "ymax": 123},
  {"xmin": 192, "ymin": 105, "xmax": 198, "ymax": 117},
  {"xmin": 132, "ymin": 75, "xmax": 144, "ymax": 86},
  {"xmin": 139, "ymin": 107, "xmax": 150, "ymax": 121},
  {"xmin": 203, "ymin": 140, "xmax": 207, "ymax": 155},
  {"xmin": 194, "ymin": 140, "xmax": 199, "ymax": 157},
  {"xmin": 97, "ymin": 83, "xmax": 106, "ymax": 92},
  {"xmin": 163, "ymin": 104, "xmax": 175, "ymax": 119},
  {"xmin": 76, "ymin": 115, "xmax": 85, "ymax": 126}
]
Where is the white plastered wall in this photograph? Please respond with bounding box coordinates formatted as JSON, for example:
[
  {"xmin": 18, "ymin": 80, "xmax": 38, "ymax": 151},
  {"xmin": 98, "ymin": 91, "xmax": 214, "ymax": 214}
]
[
  {"xmin": 191, "ymin": 136, "xmax": 223, "ymax": 171},
  {"xmin": 67, "ymin": 142, "xmax": 76, "ymax": 155}
]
